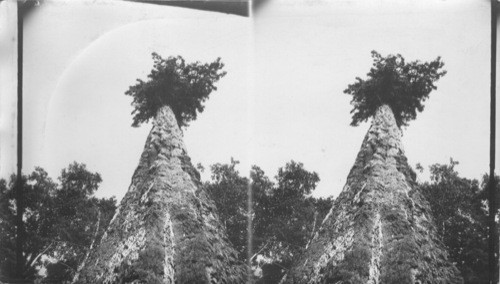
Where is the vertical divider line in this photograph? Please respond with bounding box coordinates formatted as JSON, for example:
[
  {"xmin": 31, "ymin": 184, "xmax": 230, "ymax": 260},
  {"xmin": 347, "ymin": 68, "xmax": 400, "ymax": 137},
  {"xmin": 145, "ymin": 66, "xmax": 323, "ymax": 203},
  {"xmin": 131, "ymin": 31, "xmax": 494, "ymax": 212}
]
[
  {"xmin": 15, "ymin": 0, "xmax": 25, "ymax": 278},
  {"xmin": 489, "ymin": 0, "xmax": 498, "ymax": 283},
  {"xmin": 247, "ymin": 1, "xmax": 255, "ymax": 282}
]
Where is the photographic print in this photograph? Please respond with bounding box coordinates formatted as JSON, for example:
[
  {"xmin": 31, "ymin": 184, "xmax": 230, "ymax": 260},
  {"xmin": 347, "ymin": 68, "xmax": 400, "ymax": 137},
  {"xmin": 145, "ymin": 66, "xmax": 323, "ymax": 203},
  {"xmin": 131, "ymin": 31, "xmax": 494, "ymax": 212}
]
[{"xmin": 0, "ymin": 0, "xmax": 499, "ymax": 283}]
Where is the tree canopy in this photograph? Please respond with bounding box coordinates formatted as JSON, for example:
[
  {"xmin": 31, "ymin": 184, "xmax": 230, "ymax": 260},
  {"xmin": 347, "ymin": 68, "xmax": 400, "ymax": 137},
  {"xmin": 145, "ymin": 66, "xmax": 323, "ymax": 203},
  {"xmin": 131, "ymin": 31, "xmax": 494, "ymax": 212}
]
[
  {"xmin": 0, "ymin": 163, "xmax": 116, "ymax": 283},
  {"xmin": 420, "ymin": 159, "xmax": 492, "ymax": 284},
  {"xmin": 125, "ymin": 53, "xmax": 226, "ymax": 128},
  {"xmin": 204, "ymin": 159, "xmax": 331, "ymax": 283},
  {"xmin": 344, "ymin": 51, "xmax": 446, "ymax": 127},
  {"xmin": 205, "ymin": 157, "xmax": 492, "ymax": 283},
  {"xmin": 204, "ymin": 159, "xmax": 249, "ymax": 257}
]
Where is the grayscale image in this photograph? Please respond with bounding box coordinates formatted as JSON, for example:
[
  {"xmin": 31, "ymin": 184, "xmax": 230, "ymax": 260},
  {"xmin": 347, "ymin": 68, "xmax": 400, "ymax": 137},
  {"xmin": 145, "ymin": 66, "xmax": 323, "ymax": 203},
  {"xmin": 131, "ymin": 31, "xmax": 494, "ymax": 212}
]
[{"xmin": 0, "ymin": 0, "xmax": 499, "ymax": 283}]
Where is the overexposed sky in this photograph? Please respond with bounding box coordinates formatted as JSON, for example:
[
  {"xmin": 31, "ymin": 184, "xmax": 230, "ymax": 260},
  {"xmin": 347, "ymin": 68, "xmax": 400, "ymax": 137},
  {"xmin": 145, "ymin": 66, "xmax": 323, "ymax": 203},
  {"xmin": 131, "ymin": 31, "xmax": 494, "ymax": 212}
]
[
  {"xmin": 8, "ymin": 0, "xmax": 500, "ymax": 201},
  {"xmin": 20, "ymin": 0, "xmax": 251, "ymax": 199},
  {"xmin": 253, "ymin": 0, "xmax": 499, "ymax": 195},
  {"xmin": 0, "ymin": 0, "xmax": 18, "ymax": 179}
]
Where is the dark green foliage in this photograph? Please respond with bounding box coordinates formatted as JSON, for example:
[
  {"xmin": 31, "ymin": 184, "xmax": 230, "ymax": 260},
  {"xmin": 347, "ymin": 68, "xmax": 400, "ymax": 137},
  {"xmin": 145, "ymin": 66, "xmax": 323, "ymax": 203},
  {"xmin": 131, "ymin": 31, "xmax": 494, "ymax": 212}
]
[
  {"xmin": 420, "ymin": 159, "xmax": 489, "ymax": 284},
  {"xmin": 205, "ymin": 159, "xmax": 332, "ymax": 282},
  {"xmin": 205, "ymin": 159, "xmax": 249, "ymax": 257},
  {"xmin": 274, "ymin": 160, "xmax": 320, "ymax": 199},
  {"xmin": 252, "ymin": 161, "xmax": 322, "ymax": 266},
  {"xmin": 0, "ymin": 163, "xmax": 117, "ymax": 282},
  {"xmin": 125, "ymin": 53, "xmax": 226, "ymax": 128},
  {"xmin": 45, "ymin": 258, "xmax": 79, "ymax": 283},
  {"xmin": 345, "ymin": 51, "xmax": 446, "ymax": 127},
  {"xmin": 0, "ymin": 177, "xmax": 17, "ymax": 279}
]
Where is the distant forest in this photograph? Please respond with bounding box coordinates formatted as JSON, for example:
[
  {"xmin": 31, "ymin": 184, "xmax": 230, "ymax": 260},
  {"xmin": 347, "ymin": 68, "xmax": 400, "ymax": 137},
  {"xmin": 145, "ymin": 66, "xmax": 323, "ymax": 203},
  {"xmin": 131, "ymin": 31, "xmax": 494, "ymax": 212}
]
[{"xmin": 0, "ymin": 158, "xmax": 492, "ymax": 283}]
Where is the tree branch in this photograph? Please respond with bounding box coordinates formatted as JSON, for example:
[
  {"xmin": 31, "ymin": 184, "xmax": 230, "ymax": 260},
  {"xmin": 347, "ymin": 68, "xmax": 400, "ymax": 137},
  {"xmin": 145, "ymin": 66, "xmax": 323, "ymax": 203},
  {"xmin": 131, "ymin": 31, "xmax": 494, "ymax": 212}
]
[
  {"xmin": 250, "ymin": 239, "xmax": 271, "ymax": 261},
  {"xmin": 73, "ymin": 210, "xmax": 101, "ymax": 282},
  {"xmin": 25, "ymin": 242, "xmax": 53, "ymax": 269},
  {"xmin": 305, "ymin": 211, "xmax": 318, "ymax": 250}
]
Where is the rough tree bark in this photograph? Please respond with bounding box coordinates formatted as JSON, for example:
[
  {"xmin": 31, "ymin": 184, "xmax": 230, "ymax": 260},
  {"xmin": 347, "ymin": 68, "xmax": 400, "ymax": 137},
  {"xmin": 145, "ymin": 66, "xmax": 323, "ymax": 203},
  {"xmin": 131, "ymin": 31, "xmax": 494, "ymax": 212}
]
[
  {"xmin": 284, "ymin": 105, "xmax": 462, "ymax": 284},
  {"xmin": 74, "ymin": 106, "xmax": 247, "ymax": 284}
]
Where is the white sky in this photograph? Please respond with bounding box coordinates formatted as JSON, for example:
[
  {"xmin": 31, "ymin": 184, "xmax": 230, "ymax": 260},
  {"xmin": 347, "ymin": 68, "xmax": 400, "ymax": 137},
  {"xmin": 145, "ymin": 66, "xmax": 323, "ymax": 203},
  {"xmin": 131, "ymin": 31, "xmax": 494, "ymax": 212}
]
[
  {"xmin": 6, "ymin": 0, "xmax": 500, "ymax": 201},
  {"xmin": 0, "ymin": 0, "xmax": 18, "ymax": 178}
]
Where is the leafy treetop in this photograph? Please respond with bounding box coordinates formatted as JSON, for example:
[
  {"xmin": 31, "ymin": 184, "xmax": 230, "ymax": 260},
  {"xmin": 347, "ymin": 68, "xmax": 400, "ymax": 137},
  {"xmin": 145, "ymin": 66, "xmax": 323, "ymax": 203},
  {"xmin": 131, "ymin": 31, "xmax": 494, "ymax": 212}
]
[
  {"xmin": 125, "ymin": 53, "xmax": 226, "ymax": 128},
  {"xmin": 344, "ymin": 51, "xmax": 446, "ymax": 127}
]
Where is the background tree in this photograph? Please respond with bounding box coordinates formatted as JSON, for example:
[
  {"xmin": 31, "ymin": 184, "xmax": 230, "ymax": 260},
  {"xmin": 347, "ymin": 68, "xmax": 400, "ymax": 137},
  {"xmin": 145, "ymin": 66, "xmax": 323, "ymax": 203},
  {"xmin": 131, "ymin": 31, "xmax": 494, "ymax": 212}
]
[
  {"xmin": 205, "ymin": 159, "xmax": 332, "ymax": 283},
  {"xmin": 206, "ymin": 157, "xmax": 495, "ymax": 283},
  {"xmin": 0, "ymin": 176, "xmax": 18, "ymax": 279},
  {"xmin": 253, "ymin": 162, "xmax": 319, "ymax": 263},
  {"xmin": 0, "ymin": 163, "xmax": 116, "ymax": 283},
  {"xmin": 344, "ymin": 51, "xmax": 446, "ymax": 127},
  {"xmin": 420, "ymin": 159, "xmax": 490, "ymax": 284},
  {"xmin": 205, "ymin": 159, "xmax": 249, "ymax": 257},
  {"xmin": 125, "ymin": 53, "xmax": 226, "ymax": 128}
]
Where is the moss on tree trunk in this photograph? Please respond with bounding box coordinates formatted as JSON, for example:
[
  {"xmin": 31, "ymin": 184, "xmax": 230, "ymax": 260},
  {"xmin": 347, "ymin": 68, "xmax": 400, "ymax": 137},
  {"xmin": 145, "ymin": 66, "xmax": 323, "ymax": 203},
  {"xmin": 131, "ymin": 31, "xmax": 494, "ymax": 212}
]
[
  {"xmin": 284, "ymin": 105, "xmax": 462, "ymax": 284},
  {"xmin": 74, "ymin": 106, "xmax": 247, "ymax": 284}
]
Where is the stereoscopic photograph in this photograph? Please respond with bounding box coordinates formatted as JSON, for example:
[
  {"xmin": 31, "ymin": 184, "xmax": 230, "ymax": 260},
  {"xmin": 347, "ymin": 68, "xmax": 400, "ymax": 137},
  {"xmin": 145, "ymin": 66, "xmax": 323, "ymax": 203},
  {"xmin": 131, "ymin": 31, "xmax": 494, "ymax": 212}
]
[{"xmin": 0, "ymin": 0, "xmax": 499, "ymax": 283}]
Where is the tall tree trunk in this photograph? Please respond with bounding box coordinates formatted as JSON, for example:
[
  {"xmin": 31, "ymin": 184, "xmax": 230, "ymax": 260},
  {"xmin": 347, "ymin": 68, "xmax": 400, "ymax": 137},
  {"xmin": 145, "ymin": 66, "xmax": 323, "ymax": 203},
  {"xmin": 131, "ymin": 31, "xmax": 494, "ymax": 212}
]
[
  {"xmin": 284, "ymin": 105, "xmax": 462, "ymax": 284},
  {"xmin": 75, "ymin": 106, "xmax": 247, "ymax": 283}
]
